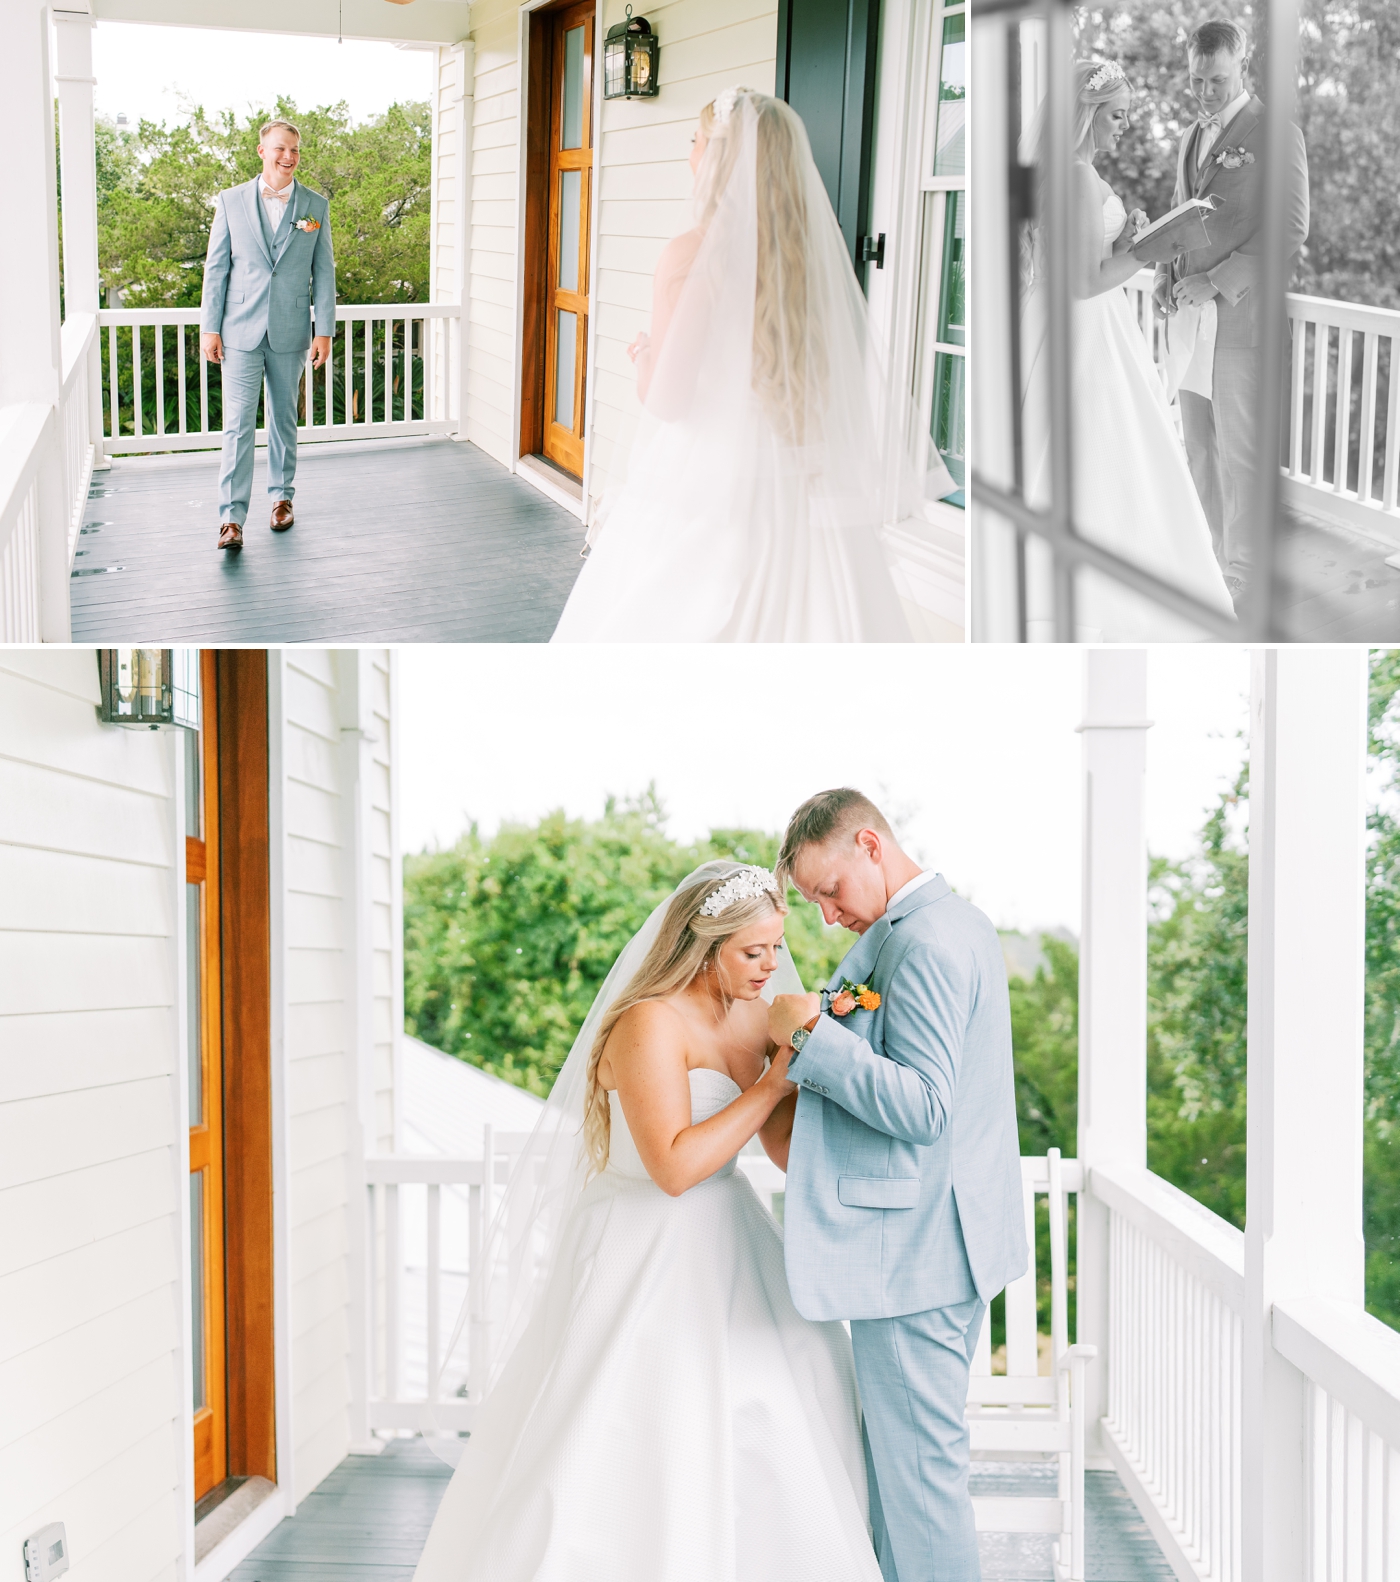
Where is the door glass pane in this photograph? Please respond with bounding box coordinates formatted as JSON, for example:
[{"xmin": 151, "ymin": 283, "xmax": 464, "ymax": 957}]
[
  {"xmin": 190, "ymin": 1170, "xmax": 205, "ymax": 1410},
  {"xmin": 558, "ymin": 169, "xmax": 581, "ymax": 292},
  {"xmin": 937, "ymin": 191, "xmax": 965, "ymax": 347},
  {"xmin": 186, "ymin": 884, "xmax": 202, "ymax": 1126},
  {"xmin": 183, "ymin": 728, "xmax": 200, "ymax": 839},
  {"xmin": 932, "ymin": 350, "xmax": 966, "ymax": 505},
  {"xmin": 555, "ymin": 310, "xmax": 577, "ymax": 429},
  {"xmin": 933, "ymin": 13, "xmax": 966, "ymax": 178},
  {"xmin": 561, "ymin": 25, "xmax": 585, "ymax": 150}
]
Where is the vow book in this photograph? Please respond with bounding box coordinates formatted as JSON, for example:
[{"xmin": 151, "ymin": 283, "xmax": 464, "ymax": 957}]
[{"xmin": 1131, "ymin": 196, "xmax": 1222, "ymax": 264}]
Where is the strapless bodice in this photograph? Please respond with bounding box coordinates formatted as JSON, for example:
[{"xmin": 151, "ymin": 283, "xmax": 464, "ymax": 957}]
[
  {"xmin": 605, "ymin": 1067, "xmax": 743, "ymax": 1184},
  {"xmin": 1101, "ymin": 189, "xmax": 1127, "ymax": 258}
]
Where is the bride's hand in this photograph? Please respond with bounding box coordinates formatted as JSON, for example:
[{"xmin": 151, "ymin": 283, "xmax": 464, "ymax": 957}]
[
  {"xmin": 1112, "ymin": 209, "xmax": 1148, "ymax": 257},
  {"xmin": 626, "ymin": 331, "xmax": 651, "ymax": 364},
  {"xmin": 764, "ymin": 1040, "xmax": 798, "ymax": 1094}
]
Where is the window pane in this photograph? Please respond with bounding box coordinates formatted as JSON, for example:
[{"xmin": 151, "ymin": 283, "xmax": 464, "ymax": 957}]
[
  {"xmin": 561, "ymin": 25, "xmax": 585, "ymax": 150},
  {"xmin": 190, "ymin": 1170, "xmax": 205, "ymax": 1410},
  {"xmin": 933, "ymin": 13, "xmax": 966, "ymax": 178},
  {"xmin": 555, "ymin": 310, "xmax": 577, "ymax": 429},
  {"xmin": 558, "ymin": 169, "xmax": 581, "ymax": 293},
  {"xmin": 186, "ymin": 884, "xmax": 202, "ymax": 1126},
  {"xmin": 937, "ymin": 190, "xmax": 965, "ymax": 347},
  {"xmin": 931, "ymin": 350, "xmax": 966, "ymax": 506}
]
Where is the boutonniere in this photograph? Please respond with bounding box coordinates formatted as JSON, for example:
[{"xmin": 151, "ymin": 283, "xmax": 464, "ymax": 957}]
[
  {"xmin": 295, "ymin": 216, "xmax": 321, "ymax": 232},
  {"xmin": 1215, "ymin": 146, "xmax": 1255, "ymax": 170},
  {"xmin": 824, "ymin": 978, "xmax": 881, "ymax": 1017}
]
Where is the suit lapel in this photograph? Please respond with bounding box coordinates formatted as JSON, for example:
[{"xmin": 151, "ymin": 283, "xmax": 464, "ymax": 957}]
[
  {"xmin": 244, "ymin": 179, "xmax": 274, "ymax": 269},
  {"xmin": 827, "ymin": 915, "xmax": 893, "ymax": 995},
  {"xmin": 273, "ymin": 180, "xmax": 303, "ymax": 264},
  {"xmin": 1197, "ymin": 101, "xmax": 1261, "ymax": 200}
]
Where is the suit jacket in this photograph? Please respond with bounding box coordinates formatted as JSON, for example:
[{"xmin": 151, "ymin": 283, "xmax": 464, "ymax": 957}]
[
  {"xmin": 782, "ymin": 875, "xmax": 1028, "ymax": 1323},
  {"xmin": 201, "ymin": 178, "xmax": 337, "ymax": 354},
  {"xmin": 1153, "ymin": 97, "xmax": 1309, "ymax": 350}
]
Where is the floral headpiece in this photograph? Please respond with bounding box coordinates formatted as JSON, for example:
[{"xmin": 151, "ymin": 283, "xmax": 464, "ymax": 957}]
[
  {"xmin": 698, "ymin": 865, "xmax": 779, "ymax": 918},
  {"xmin": 711, "ymin": 85, "xmax": 757, "ymax": 128},
  {"xmin": 1084, "ymin": 60, "xmax": 1127, "ymax": 94}
]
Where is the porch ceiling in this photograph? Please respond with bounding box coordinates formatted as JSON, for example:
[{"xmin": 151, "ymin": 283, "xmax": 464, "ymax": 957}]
[{"xmin": 85, "ymin": 0, "xmax": 470, "ymax": 47}]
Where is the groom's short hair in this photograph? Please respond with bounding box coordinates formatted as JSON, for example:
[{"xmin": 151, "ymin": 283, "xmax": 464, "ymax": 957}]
[
  {"xmin": 777, "ymin": 788, "xmax": 894, "ymax": 886},
  {"xmin": 1188, "ymin": 19, "xmax": 1248, "ymax": 62},
  {"xmin": 259, "ymin": 118, "xmax": 301, "ymax": 144}
]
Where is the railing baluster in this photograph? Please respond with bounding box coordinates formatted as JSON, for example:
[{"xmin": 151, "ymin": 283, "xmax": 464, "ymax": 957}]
[
  {"xmin": 1310, "ymin": 323, "xmax": 1329, "ymax": 486},
  {"xmin": 1384, "ymin": 335, "xmax": 1400, "ymax": 514},
  {"xmin": 176, "ymin": 324, "xmax": 187, "ymax": 434},
  {"xmin": 200, "ymin": 332, "xmax": 210, "ymax": 436},
  {"xmin": 385, "ymin": 315, "xmax": 394, "ymax": 425},
  {"xmin": 107, "ymin": 321, "xmax": 119, "ymax": 441},
  {"xmin": 1335, "ymin": 326, "xmax": 1354, "ymax": 494},
  {"xmin": 426, "ymin": 1181, "xmax": 441, "ymax": 1403},
  {"xmin": 1290, "ymin": 313, "xmax": 1308, "ymax": 478},
  {"xmin": 1359, "ymin": 331, "xmax": 1379, "ymax": 505},
  {"xmin": 132, "ymin": 324, "xmax": 143, "ymax": 439},
  {"xmin": 155, "ymin": 324, "xmax": 165, "ymax": 436}
]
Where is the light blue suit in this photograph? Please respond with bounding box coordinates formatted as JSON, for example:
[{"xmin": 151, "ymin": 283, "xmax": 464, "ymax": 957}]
[
  {"xmin": 200, "ymin": 178, "xmax": 336, "ymax": 525},
  {"xmin": 785, "ymin": 875, "xmax": 1028, "ymax": 1582}
]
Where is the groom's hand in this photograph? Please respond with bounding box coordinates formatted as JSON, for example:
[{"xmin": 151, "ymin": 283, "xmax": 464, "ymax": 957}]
[
  {"xmin": 201, "ymin": 333, "xmax": 224, "ymax": 363},
  {"xmin": 769, "ymin": 992, "xmax": 821, "ymax": 1050},
  {"xmin": 310, "ymin": 335, "xmax": 331, "ymax": 370},
  {"xmin": 1152, "ymin": 276, "xmax": 1175, "ymax": 319},
  {"xmin": 1173, "ymin": 273, "xmax": 1219, "ymax": 309}
]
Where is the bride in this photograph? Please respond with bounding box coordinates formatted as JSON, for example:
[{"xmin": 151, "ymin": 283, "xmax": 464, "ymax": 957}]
[
  {"xmin": 550, "ymin": 88, "xmax": 925, "ymax": 643},
  {"xmin": 412, "ymin": 862, "xmax": 883, "ymax": 1581},
  {"xmin": 1021, "ymin": 59, "xmax": 1236, "ymax": 640}
]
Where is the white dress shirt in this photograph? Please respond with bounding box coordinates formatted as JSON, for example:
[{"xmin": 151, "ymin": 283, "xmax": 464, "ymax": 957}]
[
  {"xmin": 885, "ymin": 868, "xmax": 940, "ymax": 913},
  {"xmin": 1195, "ymin": 88, "xmax": 1251, "ymax": 177},
  {"xmin": 259, "ymin": 175, "xmax": 294, "ymax": 233}
]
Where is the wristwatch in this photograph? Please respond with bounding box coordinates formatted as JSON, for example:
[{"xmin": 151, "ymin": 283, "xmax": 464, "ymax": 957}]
[{"xmin": 789, "ymin": 1015, "xmax": 821, "ymax": 1055}]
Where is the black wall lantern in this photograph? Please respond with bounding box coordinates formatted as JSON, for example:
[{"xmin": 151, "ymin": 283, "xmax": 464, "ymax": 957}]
[
  {"xmin": 97, "ymin": 648, "xmax": 200, "ymax": 730},
  {"xmin": 603, "ymin": 6, "xmax": 659, "ymax": 99}
]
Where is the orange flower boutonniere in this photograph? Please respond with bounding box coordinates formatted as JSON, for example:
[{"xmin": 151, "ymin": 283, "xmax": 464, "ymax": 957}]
[
  {"xmin": 824, "ymin": 978, "xmax": 881, "ymax": 1017},
  {"xmin": 295, "ymin": 217, "xmax": 322, "ymax": 232}
]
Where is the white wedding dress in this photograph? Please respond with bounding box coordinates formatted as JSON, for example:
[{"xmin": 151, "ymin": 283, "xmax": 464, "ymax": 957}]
[
  {"xmin": 412, "ymin": 1066, "xmax": 883, "ymax": 1582},
  {"xmin": 1022, "ymin": 176, "xmax": 1236, "ymax": 639}
]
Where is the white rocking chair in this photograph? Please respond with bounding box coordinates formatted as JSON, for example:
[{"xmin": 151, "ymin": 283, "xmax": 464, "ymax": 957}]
[{"xmin": 967, "ymin": 1147, "xmax": 1097, "ymax": 1582}]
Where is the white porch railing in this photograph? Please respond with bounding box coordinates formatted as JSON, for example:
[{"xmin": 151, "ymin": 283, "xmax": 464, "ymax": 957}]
[
  {"xmin": 1127, "ymin": 269, "xmax": 1400, "ymax": 546},
  {"xmin": 0, "ymin": 311, "xmax": 99, "ymax": 640},
  {"xmin": 98, "ymin": 304, "xmax": 463, "ymax": 455},
  {"xmin": 1093, "ymin": 1160, "xmax": 1245, "ymax": 1582},
  {"xmin": 1274, "ymin": 1297, "xmax": 1400, "ymax": 1577}
]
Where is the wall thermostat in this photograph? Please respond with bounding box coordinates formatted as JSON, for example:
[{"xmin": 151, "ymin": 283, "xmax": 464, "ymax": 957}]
[{"xmin": 23, "ymin": 1523, "xmax": 69, "ymax": 1581}]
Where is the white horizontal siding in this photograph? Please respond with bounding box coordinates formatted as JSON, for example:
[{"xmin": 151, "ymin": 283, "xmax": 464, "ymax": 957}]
[{"xmin": 0, "ymin": 651, "xmax": 183, "ymax": 1582}]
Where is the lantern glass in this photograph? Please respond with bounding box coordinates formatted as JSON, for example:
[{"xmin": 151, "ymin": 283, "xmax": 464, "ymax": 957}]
[
  {"xmin": 631, "ymin": 37, "xmax": 655, "ymax": 92},
  {"xmin": 98, "ymin": 648, "xmax": 201, "ymax": 730},
  {"xmin": 603, "ymin": 28, "xmax": 627, "ymax": 98}
]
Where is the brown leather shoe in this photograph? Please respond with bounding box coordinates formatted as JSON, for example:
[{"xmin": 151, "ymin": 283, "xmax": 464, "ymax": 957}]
[
  {"xmin": 218, "ymin": 521, "xmax": 244, "ymax": 551},
  {"xmin": 270, "ymin": 500, "xmax": 294, "ymax": 531}
]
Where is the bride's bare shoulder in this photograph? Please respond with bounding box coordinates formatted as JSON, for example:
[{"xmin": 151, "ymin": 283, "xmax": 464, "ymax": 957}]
[{"xmin": 656, "ymin": 227, "xmax": 704, "ymax": 281}]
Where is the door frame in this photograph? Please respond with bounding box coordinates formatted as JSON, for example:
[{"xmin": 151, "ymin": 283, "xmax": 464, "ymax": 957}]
[{"xmin": 511, "ymin": 0, "xmax": 604, "ymax": 524}]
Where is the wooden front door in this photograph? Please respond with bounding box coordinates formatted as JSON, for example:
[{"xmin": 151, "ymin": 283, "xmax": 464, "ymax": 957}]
[
  {"xmin": 523, "ymin": 1, "xmax": 594, "ymax": 478},
  {"xmin": 187, "ymin": 651, "xmax": 227, "ymax": 1499}
]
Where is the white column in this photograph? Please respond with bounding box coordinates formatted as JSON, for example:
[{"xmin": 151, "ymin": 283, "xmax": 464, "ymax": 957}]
[
  {"xmin": 53, "ymin": 6, "xmax": 106, "ymax": 469},
  {"xmin": 1, "ymin": 1, "xmax": 69, "ymax": 638},
  {"xmin": 1076, "ymin": 647, "xmax": 1151, "ymax": 1461},
  {"xmin": 340, "ymin": 650, "xmax": 386, "ymax": 1454},
  {"xmin": 428, "ymin": 40, "xmax": 473, "ymax": 435},
  {"xmin": 1242, "ymin": 646, "xmax": 1368, "ymax": 1582}
]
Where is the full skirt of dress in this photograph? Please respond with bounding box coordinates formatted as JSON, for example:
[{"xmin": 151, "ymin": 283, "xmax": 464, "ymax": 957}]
[
  {"xmin": 412, "ymin": 1163, "xmax": 882, "ymax": 1581},
  {"xmin": 1021, "ymin": 280, "xmax": 1236, "ymax": 641}
]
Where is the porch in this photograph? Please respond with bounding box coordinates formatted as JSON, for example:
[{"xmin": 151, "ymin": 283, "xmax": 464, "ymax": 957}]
[
  {"xmin": 72, "ymin": 437, "xmax": 584, "ymax": 643},
  {"xmin": 224, "ymin": 1439, "xmax": 1174, "ymax": 1581}
]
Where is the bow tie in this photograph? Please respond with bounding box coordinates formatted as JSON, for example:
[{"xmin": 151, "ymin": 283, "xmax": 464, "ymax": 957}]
[
  {"xmin": 1197, "ymin": 113, "xmax": 1222, "ymax": 130},
  {"xmin": 261, "ymin": 183, "xmax": 291, "ymax": 200}
]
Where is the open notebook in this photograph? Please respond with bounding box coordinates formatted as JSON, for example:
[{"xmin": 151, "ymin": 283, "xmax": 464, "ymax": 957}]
[{"xmin": 1131, "ymin": 195, "xmax": 1222, "ymax": 264}]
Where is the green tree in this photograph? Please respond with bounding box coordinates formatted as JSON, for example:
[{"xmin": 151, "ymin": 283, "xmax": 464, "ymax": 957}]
[{"xmin": 402, "ymin": 793, "xmax": 856, "ymax": 1097}]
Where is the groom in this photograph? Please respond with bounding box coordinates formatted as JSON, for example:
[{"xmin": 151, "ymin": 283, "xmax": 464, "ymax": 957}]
[
  {"xmin": 201, "ymin": 119, "xmax": 336, "ymax": 552},
  {"xmin": 1152, "ymin": 19, "xmax": 1309, "ymax": 602},
  {"xmin": 770, "ymin": 789, "xmax": 1027, "ymax": 1582}
]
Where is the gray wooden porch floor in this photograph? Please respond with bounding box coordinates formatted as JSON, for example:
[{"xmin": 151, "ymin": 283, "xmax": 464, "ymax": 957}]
[
  {"xmin": 71, "ymin": 437, "xmax": 585, "ymax": 643},
  {"xmin": 1276, "ymin": 505, "xmax": 1400, "ymax": 639},
  {"xmin": 229, "ymin": 1440, "xmax": 1172, "ymax": 1580}
]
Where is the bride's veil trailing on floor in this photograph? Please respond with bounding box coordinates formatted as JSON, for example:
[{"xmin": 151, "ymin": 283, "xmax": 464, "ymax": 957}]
[
  {"xmin": 423, "ymin": 860, "xmax": 804, "ymax": 1465},
  {"xmin": 553, "ymin": 89, "xmax": 926, "ymax": 642}
]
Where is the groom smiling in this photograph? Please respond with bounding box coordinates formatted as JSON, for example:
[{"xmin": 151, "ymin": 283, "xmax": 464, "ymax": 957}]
[
  {"xmin": 769, "ymin": 789, "xmax": 1027, "ymax": 1582},
  {"xmin": 201, "ymin": 119, "xmax": 336, "ymax": 552}
]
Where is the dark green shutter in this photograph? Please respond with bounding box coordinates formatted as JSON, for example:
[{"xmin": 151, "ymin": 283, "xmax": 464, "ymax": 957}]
[{"xmin": 774, "ymin": 0, "xmax": 882, "ymax": 286}]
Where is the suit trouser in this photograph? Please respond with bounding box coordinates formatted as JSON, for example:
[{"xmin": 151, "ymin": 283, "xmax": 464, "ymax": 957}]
[
  {"xmin": 218, "ymin": 336, "xmax": 304, "ymax": 525},
  {"xmin": 1179, "ymin": 344, "xmax": 1260, "ymax": 583},
  {"xmin": 851, "ymin": 1297, "xmax": 987, "ymax": 1582}
]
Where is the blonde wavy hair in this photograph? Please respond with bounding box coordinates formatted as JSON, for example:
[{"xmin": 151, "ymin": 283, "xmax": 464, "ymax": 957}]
[
  {"xmin": 581, "ymin": 864, "xmax": 788, "ymax": 1175},
  {"xmin": 695, "ymin": 92, "xmax": 828, "ymax": 445}
]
